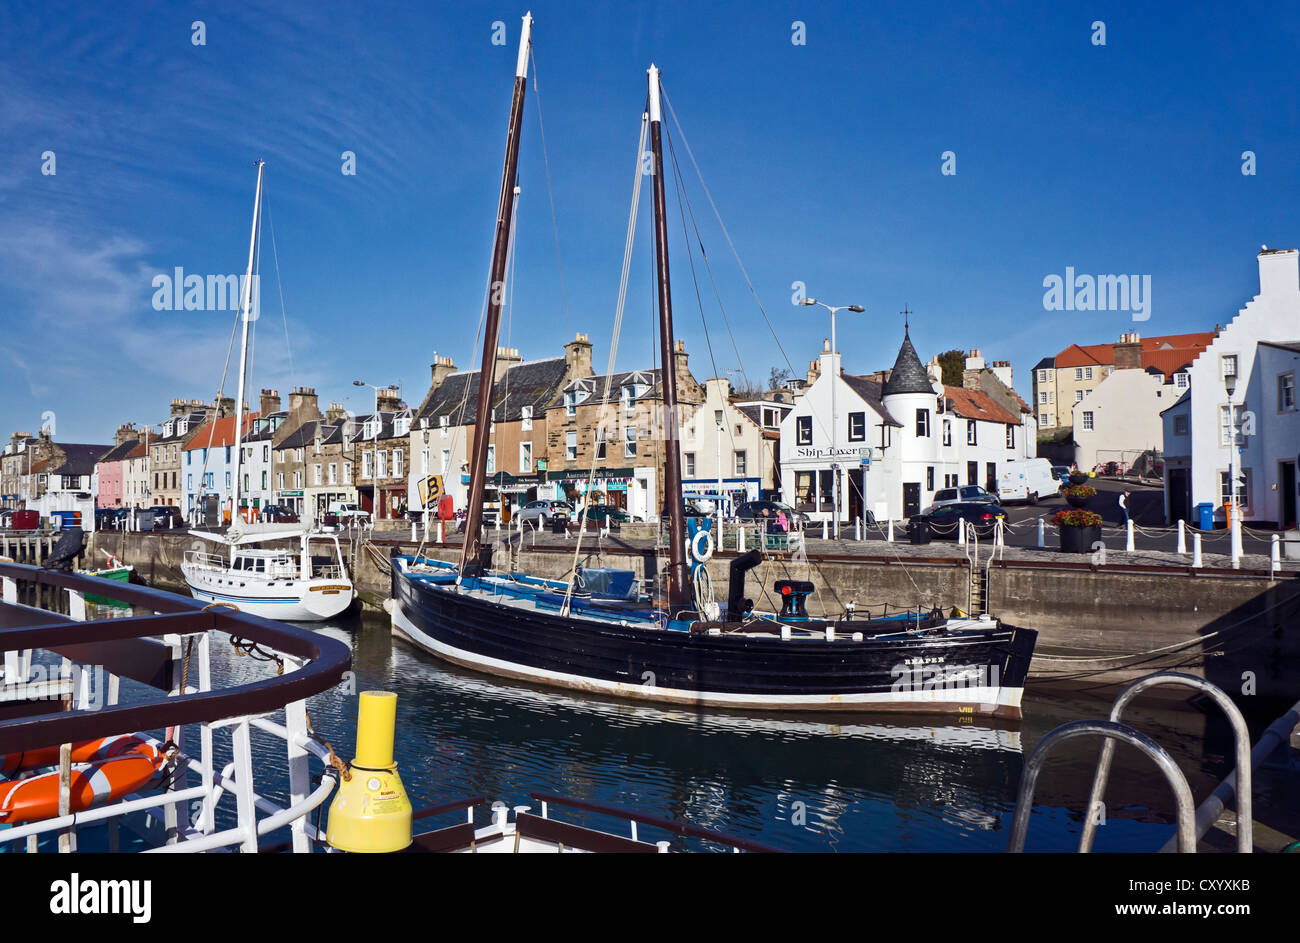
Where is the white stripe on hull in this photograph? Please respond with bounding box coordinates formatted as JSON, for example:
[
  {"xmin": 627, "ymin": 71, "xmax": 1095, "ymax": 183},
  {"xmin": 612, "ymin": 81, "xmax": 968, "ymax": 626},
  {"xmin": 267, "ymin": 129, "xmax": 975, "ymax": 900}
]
[
  {"xmin": 391, "ymin": 603, "xmax": 1024, "ymax": 717},
  {"xmin": 182, "ymin": 567, "xmax": 353, "ymax": 622}
]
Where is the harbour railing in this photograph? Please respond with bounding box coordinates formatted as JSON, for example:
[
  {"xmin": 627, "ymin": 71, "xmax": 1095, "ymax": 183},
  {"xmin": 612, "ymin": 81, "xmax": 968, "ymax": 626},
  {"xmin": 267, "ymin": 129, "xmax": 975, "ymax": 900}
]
[{"xmin": 0, "ymin": 560, "xmax": 351, "ymax": 853}]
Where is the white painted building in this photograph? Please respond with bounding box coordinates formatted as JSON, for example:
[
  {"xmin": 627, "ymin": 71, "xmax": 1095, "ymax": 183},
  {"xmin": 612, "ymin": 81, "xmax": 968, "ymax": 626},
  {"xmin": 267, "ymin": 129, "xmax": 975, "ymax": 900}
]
[
  {"xmin": 679, "ymin": 378, "xmax": 791, "ymax": 511},
  {"xmin": 780, "ymin": 332, "xmax": 1034, "ymax": 524},
  {"xmin": 1161, "ymin": 248, "xmax": 1300, "ymax": 526},
  {"xmin": 1072, "ymin": 364, "xmax": 1178, "ymax": 472}
]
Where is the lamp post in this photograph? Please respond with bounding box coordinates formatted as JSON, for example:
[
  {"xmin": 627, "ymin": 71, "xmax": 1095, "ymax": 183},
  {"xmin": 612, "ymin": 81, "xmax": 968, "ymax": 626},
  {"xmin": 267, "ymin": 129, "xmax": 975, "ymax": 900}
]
[
  {"xmin": 799, "ymin": 297, "xmax": 866, "ymax": 539},
  {"xmin": 1224, "ymin": 374, "xmax": 1243, "ymax": 567},
  {"xmin": 354, "ymin": 380, "xmax": 399, "ymax": 523}
]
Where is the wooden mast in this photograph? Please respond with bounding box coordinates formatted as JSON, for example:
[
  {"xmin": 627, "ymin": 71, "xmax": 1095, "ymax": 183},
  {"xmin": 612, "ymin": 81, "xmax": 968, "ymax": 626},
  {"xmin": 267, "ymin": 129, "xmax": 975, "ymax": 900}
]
[
  {"xmin": 647, "ymin": 65, "xmax": 690, "ymax": 610},
  {"xmin": 462, "ymin": 12, "xmax": 532, "ymax": 572}
]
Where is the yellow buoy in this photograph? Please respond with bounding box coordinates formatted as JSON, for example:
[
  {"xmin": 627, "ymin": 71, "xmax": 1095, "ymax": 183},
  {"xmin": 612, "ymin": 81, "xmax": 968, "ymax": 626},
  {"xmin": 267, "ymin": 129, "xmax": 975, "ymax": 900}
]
[{"xmin": 326, "ymin": 691, "xmax": 413, "ymax": 853}]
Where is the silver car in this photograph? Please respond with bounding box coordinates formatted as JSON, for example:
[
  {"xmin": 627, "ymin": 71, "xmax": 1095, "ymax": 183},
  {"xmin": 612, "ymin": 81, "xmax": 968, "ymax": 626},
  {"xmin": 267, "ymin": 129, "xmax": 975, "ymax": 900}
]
[
  {"xmin": 517, "ymin": 500, "xmax": 572, "ymax": 528},
  {"xmin": 928, "ymin": 485, "xmax": 997, "ymax": 513}
]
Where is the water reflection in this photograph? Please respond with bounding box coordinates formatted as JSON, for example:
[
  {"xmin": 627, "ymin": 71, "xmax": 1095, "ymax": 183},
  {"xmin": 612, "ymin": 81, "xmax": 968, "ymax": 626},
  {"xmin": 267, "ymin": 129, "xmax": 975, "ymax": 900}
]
[{"xmin": 95, "ymin": 603, "xmax": 1245, "ymax": 852}]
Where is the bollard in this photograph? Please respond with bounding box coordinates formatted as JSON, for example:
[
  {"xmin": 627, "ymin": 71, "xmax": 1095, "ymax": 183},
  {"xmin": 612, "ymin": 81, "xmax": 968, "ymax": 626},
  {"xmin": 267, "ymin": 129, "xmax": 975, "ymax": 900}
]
[
  {"xmin": 738, "ymin": 527, "xmax": 745, "ymax": 553},
  {"xmin": 995, "ymin": 517, "xmax": 1005, "ymax": 548},
  {"xmin": 887, "ymin": 519, "xmax": 894, "ymax": 542},
  {"xmin": 410, "ymin": 521, "xmax": 417, "ymax": 542},
  {"xmin": 1230, "ymin": 520, "xmax": 1242, "ymax": 569},
  {"xmin": 1036, "ymin": 518, "xmax": 1045, "ymax": 549},
  {"xmin": 855, "ymin": 517, "xmax": 861, "ymax": 541},
  {"xmin": 958, "ymin": 520, "xmax": 966, "ymax": 545},
  {"xmin": 1126, "ymin": 520, "xmax": 1135, "ymax": 552},
  {"xmin": 822, "ymin": 519, "xmax": 828, "ymax": 540},
  {"xmin": 1192, "ymin": 533, "xmax": 1202, "ymax": 568},
  {"xmin": 1271, "ymin": 533, "xmax": 1280, "ymax": 577},
  {"xmin": 1177, "ymin": 519, "xmax": 1186, "ymax": 555},
  {"xmin": 437, "ymin": 520, "xmax": 444, "ymax": 544}
]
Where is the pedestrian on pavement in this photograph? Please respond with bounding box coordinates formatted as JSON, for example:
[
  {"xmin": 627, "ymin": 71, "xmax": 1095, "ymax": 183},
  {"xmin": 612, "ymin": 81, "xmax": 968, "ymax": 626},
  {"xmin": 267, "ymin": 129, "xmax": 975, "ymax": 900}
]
[{"xmin": 1119, "ymin": 490, "xmax": 1131, "ymax": 524}]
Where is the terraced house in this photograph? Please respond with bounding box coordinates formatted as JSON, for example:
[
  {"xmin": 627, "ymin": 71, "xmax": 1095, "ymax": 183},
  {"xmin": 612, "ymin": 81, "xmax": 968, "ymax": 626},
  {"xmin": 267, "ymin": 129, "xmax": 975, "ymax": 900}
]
[
  {"xmin": 544, "ymin": 338, "xmax": 703, "ymax": 522},
  {"xmin": 407, "ymin": 335, "xmax": 594, "ymax": 522}
]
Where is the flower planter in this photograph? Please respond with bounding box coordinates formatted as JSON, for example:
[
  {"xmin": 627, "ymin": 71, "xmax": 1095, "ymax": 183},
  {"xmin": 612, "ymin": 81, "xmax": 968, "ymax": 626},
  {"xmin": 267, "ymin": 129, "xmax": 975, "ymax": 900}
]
[
  {"xmin": 1059, "ymin": 523, "xmax": 1101, "ymax": 554},
  {"xmin": 1066, "ymin": 493, "xmax": 1091, "ymax": 508},
  {"xmin": 1068, "ymin": 472, "xmax": 1089, "ymax": 486}
]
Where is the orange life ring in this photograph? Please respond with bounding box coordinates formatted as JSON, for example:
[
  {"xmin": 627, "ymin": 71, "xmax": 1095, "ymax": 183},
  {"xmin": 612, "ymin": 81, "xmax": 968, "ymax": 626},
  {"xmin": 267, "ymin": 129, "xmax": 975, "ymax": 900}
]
[{"xmin": 0, "ymin": 735, "xmax": 167, "ymax": 825}]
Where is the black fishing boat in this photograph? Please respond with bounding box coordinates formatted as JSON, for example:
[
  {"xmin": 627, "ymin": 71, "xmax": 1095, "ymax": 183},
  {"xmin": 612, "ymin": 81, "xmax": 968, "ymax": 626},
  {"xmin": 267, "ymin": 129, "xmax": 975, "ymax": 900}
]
[{"xmin": 390, "ymin": 16, "xmax": 1037, "ymax": 718}]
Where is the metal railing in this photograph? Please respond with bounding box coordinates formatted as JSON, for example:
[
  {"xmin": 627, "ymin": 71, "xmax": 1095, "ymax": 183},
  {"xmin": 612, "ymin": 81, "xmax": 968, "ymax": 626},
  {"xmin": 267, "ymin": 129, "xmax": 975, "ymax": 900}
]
[{"xmin": 0, "ymin": 561, "xmax": 351, "ymax": 853}]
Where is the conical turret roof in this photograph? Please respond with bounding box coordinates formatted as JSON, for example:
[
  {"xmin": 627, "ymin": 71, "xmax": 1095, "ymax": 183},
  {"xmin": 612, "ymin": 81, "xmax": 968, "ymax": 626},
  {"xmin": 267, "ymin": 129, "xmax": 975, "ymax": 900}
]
[{"xmin": 882, "ymin": 327, "xmax": 933, "ymax": 396}]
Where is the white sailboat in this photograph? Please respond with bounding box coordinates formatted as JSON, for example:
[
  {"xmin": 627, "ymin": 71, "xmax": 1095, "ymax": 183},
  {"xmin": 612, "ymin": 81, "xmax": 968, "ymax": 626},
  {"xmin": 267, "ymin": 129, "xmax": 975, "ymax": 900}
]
[{"xmin": 181, "ymin": 161, "xmax": 356, "ymax": 622}]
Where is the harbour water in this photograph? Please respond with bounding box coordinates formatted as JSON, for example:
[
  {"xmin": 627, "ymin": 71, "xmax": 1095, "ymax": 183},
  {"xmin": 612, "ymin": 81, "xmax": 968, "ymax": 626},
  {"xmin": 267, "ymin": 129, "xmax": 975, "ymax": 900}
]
[
  {"xmin": 9, "ymin": 602, "xmax": 1278, "ymax": 854},
  {"xmin": 263, "ymin": 611, "xmax": 1271, "ymax": 853}
]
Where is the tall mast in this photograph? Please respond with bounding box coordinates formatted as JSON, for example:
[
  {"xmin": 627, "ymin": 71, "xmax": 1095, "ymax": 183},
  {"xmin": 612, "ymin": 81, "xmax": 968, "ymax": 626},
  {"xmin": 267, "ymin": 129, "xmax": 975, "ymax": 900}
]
[
  {"xmin": 647, "ymin": 65, "xmax": 690, "ymax": 610},
  {"xmin": 463, "ymin": 11, "xmax": 531, "ymax": 571},
  {"xmin": 231, "ymin": 159, "xmax": 264, "ymax": 539}
]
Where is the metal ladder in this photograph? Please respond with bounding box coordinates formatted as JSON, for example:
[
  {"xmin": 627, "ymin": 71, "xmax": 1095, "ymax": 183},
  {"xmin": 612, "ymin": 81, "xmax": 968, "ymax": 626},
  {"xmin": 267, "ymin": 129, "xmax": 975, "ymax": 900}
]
[{"xmin": 1008, "ymin": 671, "xmax": 1254, "ymax": 853}]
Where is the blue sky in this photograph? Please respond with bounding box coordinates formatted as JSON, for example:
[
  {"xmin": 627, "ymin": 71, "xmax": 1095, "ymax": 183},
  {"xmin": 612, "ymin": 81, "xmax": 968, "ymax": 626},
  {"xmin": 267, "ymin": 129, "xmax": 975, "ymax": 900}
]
[{"xmin": 2, "ymin": 1, "xmax": 1298, "ymax": 442}]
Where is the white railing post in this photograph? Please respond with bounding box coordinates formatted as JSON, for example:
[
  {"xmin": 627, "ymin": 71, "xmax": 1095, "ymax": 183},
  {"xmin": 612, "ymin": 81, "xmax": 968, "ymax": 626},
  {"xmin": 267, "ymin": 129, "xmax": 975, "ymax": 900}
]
[
  {"xmin": 283, "ymin": 657, "xmax": 311, "ymax": 854},
  {"xmin": 855, "ymin": 517, "xmax": 862, "ymax": 541},
  {"xmin": 1230, "ymin": 520, "xmax": 1242, "ymax": 569},
  {"xmin": 410, "ymin": 520, "xmax": 417, "ymax": 542},
  {"xmin": 437, "ymin": 520, "xmax": 444, "ymax": 544},
  {"xmin": 68, "ymin": 588, "xmax": 87, "ymax": 622},
  {"xmin": 995, "ymin": 517, "xmax": 1005, "ymax": 548},
  {"xmin": 2, "ymin": 575, "xmax": 16, "ymax": 605},
  {"xmin": 1271, "ymin": 533, "xmax": 1280, "ymax": 577},
  {"xmin": 1126, "ymin": 520, "xmax": 1135, "ymax": 552},
  {"xmin": 1177, "ymin": 519, "xmax": 1186, "ymax": 555},
  {"xmin": 1036, "ymin": 518, "xmax": 1045, "ymax": 549},
  {"xmin": 1192, "ymin": 533, "xmax": 1202, "ymax": 568},
  {"xmin": 738, "ymin": 526, "xmax": 745, "ymax": 553},
  {"xmin": 887, "ymin": 519, "xmax": 894, "ymax": 542},
  {"xmin": 958, "ymin": 520, "xmax": 966, "ymax": 546},
  {"xmin": 231, "ymin": 718, "xmax": 260, "ymax": 853},
  {"xmin": 821, "ymin": 518, "xmax": 828, "ymax": 540}
]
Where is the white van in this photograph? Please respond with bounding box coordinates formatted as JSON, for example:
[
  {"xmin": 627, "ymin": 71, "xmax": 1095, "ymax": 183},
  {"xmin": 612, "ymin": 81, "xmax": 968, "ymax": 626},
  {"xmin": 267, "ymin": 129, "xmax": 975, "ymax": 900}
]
[{"xmin": 996, "ymin": 459, "xmax": 1061, "ymax": 505}]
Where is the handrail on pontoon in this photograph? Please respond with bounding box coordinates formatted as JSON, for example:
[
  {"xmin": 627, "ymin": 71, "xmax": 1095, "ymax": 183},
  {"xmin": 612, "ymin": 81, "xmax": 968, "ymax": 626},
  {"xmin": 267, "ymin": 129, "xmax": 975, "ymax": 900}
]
[
  {"xmin": 1078, "ymin": 671, "xmax": 1252, "ymax": 854},
  {"xmin": 1006, "ymin": 720, "xmax": 1198, "ymax": 853}
]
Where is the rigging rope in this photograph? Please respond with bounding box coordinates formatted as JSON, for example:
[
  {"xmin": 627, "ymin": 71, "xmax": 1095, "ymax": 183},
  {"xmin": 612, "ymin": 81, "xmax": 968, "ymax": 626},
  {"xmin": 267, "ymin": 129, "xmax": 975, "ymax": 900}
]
[{"xmin": 560, "ymin": 112, "xmax": 650, "ymax": 616}]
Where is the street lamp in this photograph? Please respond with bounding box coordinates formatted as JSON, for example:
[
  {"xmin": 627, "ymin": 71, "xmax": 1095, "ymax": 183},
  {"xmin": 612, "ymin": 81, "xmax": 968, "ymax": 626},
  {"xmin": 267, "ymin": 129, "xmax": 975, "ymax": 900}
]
[
  {"xmin": 799, "ymin": 297, "xmax": 866, "ymax": 539},
  {"xmin": 354, "ymin": 380, "xmax": 399, "ymax": 522},
  {"xmin": 1224, "ymin": 373, "xmax": 1243, "ymax": 567}
]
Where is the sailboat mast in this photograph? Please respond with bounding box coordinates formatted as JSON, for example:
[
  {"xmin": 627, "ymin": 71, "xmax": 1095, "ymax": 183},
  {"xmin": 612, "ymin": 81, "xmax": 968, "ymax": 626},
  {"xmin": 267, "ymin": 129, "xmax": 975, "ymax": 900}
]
[
  {"xmin": 231, "ymin": 159, "xmax": 265, "ymax": 536},
  {"xmin": 462, "ymin": 11, "xmax": 531, "ymax": 571},
  {"xmin": 647, "ymin": 65, "xmax": 690, "ymax": 610}
]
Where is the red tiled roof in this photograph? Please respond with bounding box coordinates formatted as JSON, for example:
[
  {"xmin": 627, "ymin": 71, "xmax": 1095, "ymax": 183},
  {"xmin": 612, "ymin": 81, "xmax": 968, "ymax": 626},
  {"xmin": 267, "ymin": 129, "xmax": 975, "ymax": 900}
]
[
  {"xmin": 1054, "ymin": 332, "xmax": 1216, "ymax": 370},
  {"xmin": 942, "ymin": 386, "xmax": 1019, "ymax": 425},
  {"xmin": 183, "ymin": 413, "xmax": 260, "ymax": 450},
  {"xmin": 1143, "ymin": 349, "xmax": 1201, "ymax": 380}
]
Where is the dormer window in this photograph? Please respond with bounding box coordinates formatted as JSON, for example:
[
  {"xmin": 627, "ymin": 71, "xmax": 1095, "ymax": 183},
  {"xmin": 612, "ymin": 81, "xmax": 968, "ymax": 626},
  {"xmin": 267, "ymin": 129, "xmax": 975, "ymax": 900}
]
[
  {"xmin": 521, "ymin": 405, "xmax": 533, "ymax": 431},
  {"xmin": 440, "ymin": 415, "xmax": 449, "ymax": 437}
]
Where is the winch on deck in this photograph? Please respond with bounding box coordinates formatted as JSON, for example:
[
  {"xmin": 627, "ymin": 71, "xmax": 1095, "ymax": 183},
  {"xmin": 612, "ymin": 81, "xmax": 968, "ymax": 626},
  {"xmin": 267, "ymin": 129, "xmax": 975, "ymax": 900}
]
[{"xmin": 775, "ymin": 580, "xmax": 815, "ymax": 620}]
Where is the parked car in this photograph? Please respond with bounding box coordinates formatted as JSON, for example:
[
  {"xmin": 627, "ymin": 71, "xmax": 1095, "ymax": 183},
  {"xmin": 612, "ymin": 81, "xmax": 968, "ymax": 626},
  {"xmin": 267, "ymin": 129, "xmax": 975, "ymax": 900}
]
[
  {"xmin": 735, "ymin": 500, "xmax": 811, "ymax": 528},
  {"xmin": 1050, "ymin": 465, "xmax": 1071, "ymax": 481},
  {"xmin": 259, "ymin": 504, "xmax": 300, "ymax": 523},
  {"xmin": 661, "ymin": 500, "xmax": 711, "ymax": 521},
  {"xmin": 928, "ymin": 486, "xmax": 997, "ymax": 512},
  {"xmin": 149, "ymin": 506, "xmax": 185, "ymax": 530},
  {"xmin": 327, "ymin": 501, "xmax": 371, "ymax": 525},
  {"xmin": 582, "ymin": 504, "xmax": 634, "ymax": 524},
  {"xmin": 517, "ymin": 500, "xmax": 572, "ymax": 528},
  {"xmin": 913, "ymin": 502, "xmax": 1008, "ymax": 540},
  {"xmin": 996, "ymin": 459, "xmax": 1063, "ymax": 505}
]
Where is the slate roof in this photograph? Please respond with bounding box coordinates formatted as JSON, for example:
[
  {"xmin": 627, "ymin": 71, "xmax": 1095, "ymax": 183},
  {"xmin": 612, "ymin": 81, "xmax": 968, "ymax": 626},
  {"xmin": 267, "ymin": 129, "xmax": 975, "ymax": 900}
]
[
  {"xmin": 156, "ymin": 411, "xmax": 210, "ymax": 443},
  {"xmin": 881, "ymin": 328, "xmax": 934, "ymax": 396},
  {"xmin": 1258, "ymin": 340, "xmax": 1300, "ymax": 355},
  {"xmin": 1032, "ymin": 356, "xmax": 1055, "ymax": 372},
  {"xmin": 49, "ymin": 444, "xmax": 114, "ymax": 476},
  {"xmin": 96, "ymin": 440, "xmax": 141, "ymax": 464},
  {"xmin": 417, "ymin": 357, "xmax": 572, "ymax": 427},
  {"xmin": 273, "ymin": 420, "xmax": 327, "ymax": 451},
  {"xmin": 841, "ymin": 375, "xmax": 902, "ymax": 427}
]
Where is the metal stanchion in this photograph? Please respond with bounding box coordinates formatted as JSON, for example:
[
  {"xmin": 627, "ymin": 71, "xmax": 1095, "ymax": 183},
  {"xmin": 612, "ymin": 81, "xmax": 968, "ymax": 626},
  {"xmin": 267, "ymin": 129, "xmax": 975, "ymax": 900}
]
[
  {"xmin": 1036, "ymin": 518, "xmax": 1045, "ymax": 549},
  {"xmin": 1177, "ymin": 519, "xmax": 1186, "ymax": 555}
]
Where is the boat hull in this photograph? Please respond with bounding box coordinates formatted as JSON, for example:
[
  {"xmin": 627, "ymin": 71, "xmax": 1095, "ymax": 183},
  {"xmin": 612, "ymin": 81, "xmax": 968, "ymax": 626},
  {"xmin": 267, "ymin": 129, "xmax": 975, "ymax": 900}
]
[
  {"xmin": 181, "ymin": 563, "xmax": 354, "ymax": 622},
  {"xmin": 391, "ymin": 566, "xmax": 1036, "ymax": 718}
]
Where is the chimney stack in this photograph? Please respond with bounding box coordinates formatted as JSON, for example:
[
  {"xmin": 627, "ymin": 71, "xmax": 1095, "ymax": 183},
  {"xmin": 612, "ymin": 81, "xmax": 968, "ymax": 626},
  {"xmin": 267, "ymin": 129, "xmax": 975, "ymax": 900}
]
[
  {"xmin": 114, "ymin": 423, "xmax": 137, "ymax": 446},
  {"xmin": 673, "ymin": 339, "xmax": 691, "ymax": 389},
  {"xmin": 429, "ymin": 354, "xmax": 457, "ymax": 391},
  {"xmin": 493, "ymin": 346, "xmax": 524, "ymax": 384},
  {"xmin": 1114, "ymin": 332, "xmax": 1142, "ymax": 370},
  {"xmin": 259, "ymin": 388, "xmax": 282, "ymax": 416},
  {"xmin": 563, "ymin": 333, "xmax": 593, "ymax": 380},
  {"xmin": 324, "ymin": 402, "xmax": 349, "ymax": 425}
]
